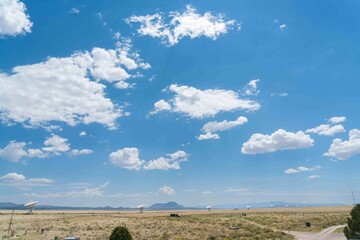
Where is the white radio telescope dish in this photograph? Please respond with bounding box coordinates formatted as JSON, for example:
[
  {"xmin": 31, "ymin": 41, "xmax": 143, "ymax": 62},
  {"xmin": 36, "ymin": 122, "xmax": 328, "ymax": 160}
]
[
  {"xmin": 206, "ymin": 205, "xmax": 212, "ymax": 211},
  {"xmin": 137, "ymin": 204, "xmax": 145, "ymax": 213},
  {"xmin": 24, "ymin": 201, "xmax": 38, "ymax": 214},
  {"xmin": 246, "ymin": 206, "xmax": 251, "ymax": 210}
]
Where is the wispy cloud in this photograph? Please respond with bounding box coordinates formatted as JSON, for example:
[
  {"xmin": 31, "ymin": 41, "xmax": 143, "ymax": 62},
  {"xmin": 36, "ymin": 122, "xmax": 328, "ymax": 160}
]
[
  {"xmin": 224, "ymin": 188, "xmax": 249, "ymax": 193},
  {"xmin": 0, "ymin": 172, "xmax": 54, "ymax": 188},
  {"xmin": 24, "ymin": 181, "xmax": 110, "ymax": 198},
  {"xmin": 284, "ymin": 165, "xmax": 321, "ymax": 174},
  {"xmin": 69, "ymin": 8, "xmax": 80, "ymax": 14}
]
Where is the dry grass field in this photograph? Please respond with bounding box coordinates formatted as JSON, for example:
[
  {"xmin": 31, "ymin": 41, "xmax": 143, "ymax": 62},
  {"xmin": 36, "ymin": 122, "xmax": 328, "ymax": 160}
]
[
  {"xmin": 242, "ymin": 206, "xmax": 351, "ymax": 232},
  {"xmin": 0, "ymin": 206, "xmax": 351, "ymax": 240}
]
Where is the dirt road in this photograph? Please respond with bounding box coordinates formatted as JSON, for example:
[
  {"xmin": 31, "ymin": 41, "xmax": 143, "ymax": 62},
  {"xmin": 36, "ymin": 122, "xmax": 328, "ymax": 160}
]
[{"xmin": 289, "ymin": 225, "xmax": 346, "ymax": 240}]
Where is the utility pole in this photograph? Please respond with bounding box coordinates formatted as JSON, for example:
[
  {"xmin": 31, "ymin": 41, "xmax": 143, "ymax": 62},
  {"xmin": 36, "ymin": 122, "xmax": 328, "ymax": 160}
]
[{"xmin": 7, "ymin": 209, "xmax": 14, "ymax": 238}]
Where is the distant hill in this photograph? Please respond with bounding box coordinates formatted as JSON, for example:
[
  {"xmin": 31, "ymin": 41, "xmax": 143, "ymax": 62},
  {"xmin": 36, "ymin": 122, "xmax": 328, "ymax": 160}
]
[
  {"xmin": 0, "ymin": 202, "xmax": 132, "ymax": 211},
  {"xmin": 0, "ymin": 201, "xmax": 187, "ymax": 211},
  {"xmin": 0, "ymin": 202, "xmax": 26, "ymax": 210},
  {"xmin": 211, "ymin": 201, "xmax": 346, "ymax": 209},
  {"xmin": 148, "ymin": 201, "xmax": 186, "ymax": 210},
  {"xmin": 0, "ymin": 201, "xmax": 346, "ymax": 211}
]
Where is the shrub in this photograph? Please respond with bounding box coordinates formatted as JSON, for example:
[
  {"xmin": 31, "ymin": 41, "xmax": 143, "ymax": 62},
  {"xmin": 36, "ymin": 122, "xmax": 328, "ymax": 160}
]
[
  {"xmin": 109, "ymin": 226, "xmax": 133, "ymax": 240},
  {"xmin": 344, "ymin": 204, "xmax": 360, "ymax": 239}
]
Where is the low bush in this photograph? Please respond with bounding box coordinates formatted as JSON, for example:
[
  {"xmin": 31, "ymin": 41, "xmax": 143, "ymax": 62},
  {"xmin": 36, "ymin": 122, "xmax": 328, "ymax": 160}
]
[{"xmin": 109, "ymin": 226, "xmax": 132, "ymax": 240}]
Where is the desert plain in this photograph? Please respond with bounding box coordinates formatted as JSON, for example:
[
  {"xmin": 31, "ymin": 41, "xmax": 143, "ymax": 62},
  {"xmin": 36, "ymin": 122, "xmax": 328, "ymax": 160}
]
[{"xmin": 0, "ymin": 206, "xmax": 352, "ymax": 240}]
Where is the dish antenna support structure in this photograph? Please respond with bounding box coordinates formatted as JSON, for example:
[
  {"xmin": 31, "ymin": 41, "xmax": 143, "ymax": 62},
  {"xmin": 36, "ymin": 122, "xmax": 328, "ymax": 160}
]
[
  {"xmin": 137, "ymin": 204, "xmax": 145, "ymax": 213},
  {"xmin": 24, "ymin": 201, "xmax": 38, "ymax": 214},
  {"xmin": 7, "ymin": 209, "xmax": 14, "ymax": 238},
  {"xmin": 206, "ymin": 206, "xmax": 212, "ymax": 211},
  {"xmin": 246, "ymin": 206, "xmax": 251, "ymax": 210},
  {"xmin": 352, "ymin": 191, "xmax": 357, "ymax": 205}
]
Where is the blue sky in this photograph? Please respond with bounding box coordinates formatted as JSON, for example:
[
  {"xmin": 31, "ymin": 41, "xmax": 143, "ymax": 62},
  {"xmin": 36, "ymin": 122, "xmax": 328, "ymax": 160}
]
[{"xmin": 0, "ymin": 0, "xmax": 360, "ymax": 207}]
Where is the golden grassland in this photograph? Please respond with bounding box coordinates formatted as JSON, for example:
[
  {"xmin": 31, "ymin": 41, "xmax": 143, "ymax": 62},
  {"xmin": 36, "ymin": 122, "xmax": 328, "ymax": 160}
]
[{"xmin": 0, "ymin": 206, "xmax": 351, "ymax": 240}]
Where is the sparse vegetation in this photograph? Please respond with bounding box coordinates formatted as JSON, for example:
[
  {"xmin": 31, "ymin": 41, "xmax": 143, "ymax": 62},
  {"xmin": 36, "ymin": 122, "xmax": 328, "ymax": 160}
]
[
  {"xmin": 245, "ymin": 208, "xmax": 349, "ymax": 232},
  {"xmin": 0, "ymin": 207, "xmax": 351, "ymax": 240}
]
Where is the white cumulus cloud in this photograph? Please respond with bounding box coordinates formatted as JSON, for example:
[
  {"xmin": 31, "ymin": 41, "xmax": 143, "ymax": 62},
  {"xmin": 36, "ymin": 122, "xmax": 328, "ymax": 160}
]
[
  {"xmin": 0, "ymin": 39, "xmax": 149, "ymax": 129},
  {"xmin": 152, "ymin": 84, "xmax": 260, "ymax": 118},
  {"xmin": 0, "ymin": 141, "xmax": 27, "ymax": 162},
  {"xmin": 150, "ymin": 99, "xmax": 172, "ymax": 115},
  {"xmin": 40, "ymin": 134, "xmax": 91, "ymax": 157},
  {"xmin": 0, "ymin": 134, "xmax": 93, "ymax": 162},
  {"xmin": 323, "ymin": 129, "xmax": 360, "ymax": 160},
  {"xmin": 198, "ymin": 116, "xmax": 248, "ymax": 140},
  {"xmin": 306, "ymin": 124, "xmax": 345, "ymax": 136},
  {"xmin": 27, "ymin": 148, "xmax": 47, "ymax": 158},
  {"xmin": 244, "ymin": 79, "xmax": 260, "ymax": 96},
  {"xmin": 197, "ymin": 132, "xmax": 220, "ymax": 140},
  {"xmin": 241, "ymin": 129, "xmax": 314, "ymax": 154},
  {"xmin": 126, "ymin": 5, "xmax": 235, "ymax": 46},
  {"xmin": 143, "ymin": 150, "xmax": 188, "ymax": 170},
  {"xmin": 109, "ymin": 147, "xmax": 145, "ymax": 171},
  {"xmin": 110, "ymin": 148, "xmax": 188, "ymax": 171},
  {"xmin": 42, "ymin": 134, "xmax": 70, "ymax": 153},
  {"xmin": 202, "ymin": 116, "xmax": 248, "ymax": 132},
  {"xmin": 157, "ymin": 185, "xmax": 176, "ymax": 195},
  {"xmin": 0, "ymin": 0, "xmax": 32, "ymax": 37},
  {"xmin": 329, "ymin": 116, "xmax": 346, "ymax": 124},
  {"xmin": 0, "ymin": 172, "xmax": 25, "ymax": 182}
]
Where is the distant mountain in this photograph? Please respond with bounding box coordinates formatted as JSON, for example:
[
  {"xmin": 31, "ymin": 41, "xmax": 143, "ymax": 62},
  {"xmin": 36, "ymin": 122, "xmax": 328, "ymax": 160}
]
[
  {"xmin": 148, "ymin": 201, "xmax": 186, "ymax": 210},
  {"xmin": 0, "ymin": 202, "xmax": 26, "ymax": 210},
  {"xmin": 0, "ymin": 202, "xmax": 133, "ymax": 211},
  {"xmin": 0, "ymin": 201, "xmax": 346, "ymax": 211},
  {"xmin": 35, "ymin": 205, "xmax": 131, "ymax": 210},
  {"xmin": 211, "ymin": 201, "xmax": 346, "ymax": 209}
]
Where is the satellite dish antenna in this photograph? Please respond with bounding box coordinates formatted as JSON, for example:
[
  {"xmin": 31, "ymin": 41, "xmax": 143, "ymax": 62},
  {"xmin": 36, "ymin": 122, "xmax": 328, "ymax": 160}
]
[
  {"xmin": 246, "ymin": 206, "xmax": 251, "ymax": 210},
  {"xmin": 270, "ymin": 204, "xmax": 274, "ymax": 208},
  {"xmin": 206, "ymin": 205, "xmax": 212, "ymax": 211},
  {"xmin": 24, "ymin": 201, "xmax": 38, "ymax": 214},
  {"xmin": 137, "ymin": 204, "xmax": 145, "ymax": 213}
]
